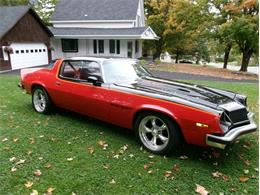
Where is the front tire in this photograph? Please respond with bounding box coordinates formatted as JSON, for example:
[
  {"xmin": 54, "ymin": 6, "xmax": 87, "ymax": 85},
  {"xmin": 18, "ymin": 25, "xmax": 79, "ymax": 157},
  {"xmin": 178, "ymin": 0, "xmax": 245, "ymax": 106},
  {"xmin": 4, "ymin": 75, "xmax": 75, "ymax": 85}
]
[
  {"xmin": 135, "ymin": 112, "xmax": 181, "ymax": 155},
  {"xmin": 32, "ymin": 86, "xmax": 52, "ymax": 114}
]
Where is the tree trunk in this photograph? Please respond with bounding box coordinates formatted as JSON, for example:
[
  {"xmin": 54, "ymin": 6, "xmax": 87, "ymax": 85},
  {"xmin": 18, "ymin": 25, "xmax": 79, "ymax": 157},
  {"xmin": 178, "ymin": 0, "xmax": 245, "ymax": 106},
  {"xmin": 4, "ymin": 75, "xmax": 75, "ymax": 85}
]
[
  {"xmin": 175, "ymin": 52, "xmax": 179, "ymax": 63},
  {"xmin": 223, "ymin": 43, "xmax": 232, "ymax": 69},
  {"xmin": 240, "ymin": 50, "xmax": 253, "ymax": 72}
]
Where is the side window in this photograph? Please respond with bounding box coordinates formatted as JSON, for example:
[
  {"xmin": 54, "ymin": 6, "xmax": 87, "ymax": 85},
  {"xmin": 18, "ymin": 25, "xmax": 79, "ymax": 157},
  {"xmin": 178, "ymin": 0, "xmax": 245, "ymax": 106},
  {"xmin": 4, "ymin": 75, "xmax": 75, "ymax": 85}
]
[{"xmin": 60, "ymin": 60, "xmax": 103, "ymax": 82}]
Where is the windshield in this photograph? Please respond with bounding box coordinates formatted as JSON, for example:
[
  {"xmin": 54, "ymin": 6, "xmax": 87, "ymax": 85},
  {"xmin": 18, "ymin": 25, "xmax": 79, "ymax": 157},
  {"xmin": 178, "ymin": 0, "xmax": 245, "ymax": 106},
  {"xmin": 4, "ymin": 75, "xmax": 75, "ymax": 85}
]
[{"xmin": 102, "ymin": 60, "xmax": 151, "ymax": 83}]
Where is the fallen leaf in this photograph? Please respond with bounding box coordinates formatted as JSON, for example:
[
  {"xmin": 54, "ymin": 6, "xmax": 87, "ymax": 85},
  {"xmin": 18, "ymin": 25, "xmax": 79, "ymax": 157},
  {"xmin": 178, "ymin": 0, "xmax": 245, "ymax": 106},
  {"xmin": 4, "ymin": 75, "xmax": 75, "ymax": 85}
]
[
  {"xmin": 45, "ymin": 163, "xmax": 52, "ymax": 169},
  {"xmin": 13, "ymin": 138, "xmax": 19, "ymax": 142},
  {"xmin": 179, "ymin": 155, "xmax": 188, "ymax": 160},
  {"xmin": 72, "ymin": 193, "xmax": 77, "ymax": 195},
  {"xmin": 29, "ymin": 138, "xmax": 35, "ymax": 144},
  {"xmin": 195, "ymin": 184, "xmax": 209, "ymax": 195},
  {"xmin": 244, "ymin": 160, "xmax": 250, "ymax": 166},
  {"xmin": 109, "ymin": 179, "xmax": 116, "ymax": 184},
  {"xmin": 98, "ymin": 140, "xmax": 106, "ymax": 146},
  {"xmin": 99, "ymin": 131, "xmax": 104, "ymax": 135},
  {"xmin": 143, "ymin": 162, "xmax": 153, "ymax": 170},
  {"xmin": 88, "ymin": 147, "xmax": 95, "ymax": 155},
  {"xmin": 122, "ymin": 144, "xmax": 128, "ymax": 151},
  {"xmin": 67, "ymin": 142, "xmax": 71, "ymax": 145},
  {"xmin": 222, "ymin": 175, "xmax": 229, "ymax": 181},
  {"xmin": 212, "ymin": 171, "xmax": 223, "ymax": 178},
  {"xmin": 47, "ymin": 187, "xmax": 55, "ymax": 194},
  {"xmin": 113, "ymin": 154, "xmax": 119, "ymax": 159},
  {"xmin": 103, "ymin": 164, "xmax": 110, "ymax": 169},
  {"xmin": 164, "ymin": 171, "xmax": 172, "ymax": 178},
  {"xmin": 254, "ymin": 168, "xmax": 259, "ymax": 172},
  {"xmin": 16, "ymin": 159, "xmax": 25, "ymax": 165},
  {"xmin": 24, "ymin": 181, "xmax": 33, "ymax": 188},
  {"xmin": 229, "ymin": 187, "xmax": 237, "ymax": 192},
  {"xmin": 30, "ymin": 189, "xmax": 38, "ymax": 195},
  {"xmin": 39, "ymin": 135, "xmax": 44, "ymax": 138},
  {"xmin": 172, "ymin": 164, "xmax": 180, "ymax": 172},
  {"xmin": 34, "ymin": 169, "xmax": 42, "ymax": 177},
  {"xmin": 128, "ymin": 154, "xmax": 134, "ymax": 158},
  {"xmin": 38, "ymin": 157, "xmax": 43, "ymax": 160},
  {"xmin": 212, "ymin": 162, "xmax": 218, "ymax": 166},
  {"xmin": 9, "ymin": 157, "xmax": 17, "ymax": 162},
  {"xmin": 140, "ymin": 146, "xmax": 143, "ymax": 151},
  {"xmin": 2, "ymin": 138, "xmax": 8, "ymax": 142},
  {"xmin": 244, "ymin": 169, "xmax": 249, "ymax": 174},
  {"xmin": 10, "ymin": 167, "xmax": 17, "ymax": 172},
  {"xmin": 67, "ymin": 157, "xmax": 74, "ymax": 161},
  {"xmin": 239, "ymin": 176, "xmax": 249, "ymax": 183},
  {"xmin": 148, "ymin": 155, "xmax": 154, "ymax": 159},
  {"xmin": 27, "ymin": 150, "xmax": 33, "ymax": 155},
  {"xmin": 147, "ymin": 170, "xmax": 154, "ymax": 174}
]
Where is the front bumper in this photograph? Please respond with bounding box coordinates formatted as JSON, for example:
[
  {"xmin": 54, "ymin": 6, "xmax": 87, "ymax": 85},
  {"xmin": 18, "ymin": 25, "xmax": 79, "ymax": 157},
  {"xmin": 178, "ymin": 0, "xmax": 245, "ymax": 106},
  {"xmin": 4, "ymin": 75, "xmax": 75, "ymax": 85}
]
[{"xmin": 206, "ymin": 113, "xmax": 257, "ymax": 149}]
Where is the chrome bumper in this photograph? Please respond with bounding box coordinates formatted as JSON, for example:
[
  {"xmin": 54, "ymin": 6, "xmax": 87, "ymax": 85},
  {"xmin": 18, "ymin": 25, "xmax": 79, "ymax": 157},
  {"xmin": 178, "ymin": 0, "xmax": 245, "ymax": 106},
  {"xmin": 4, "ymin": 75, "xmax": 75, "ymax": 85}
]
[{"xmin": 206, "ymin": 113, "xmax": 257, "ymax": 149}]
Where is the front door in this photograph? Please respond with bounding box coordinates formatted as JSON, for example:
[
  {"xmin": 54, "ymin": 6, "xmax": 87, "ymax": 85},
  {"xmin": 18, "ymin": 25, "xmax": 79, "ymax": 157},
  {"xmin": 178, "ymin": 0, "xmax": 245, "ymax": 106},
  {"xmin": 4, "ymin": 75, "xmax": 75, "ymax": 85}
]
[
  {"xmin": 52, "ymin": 60, "xmax": 110, "ymax": 121},
  {"xmin": 127, "ymin": 41, "xmax": 133, "ymax": 58}
]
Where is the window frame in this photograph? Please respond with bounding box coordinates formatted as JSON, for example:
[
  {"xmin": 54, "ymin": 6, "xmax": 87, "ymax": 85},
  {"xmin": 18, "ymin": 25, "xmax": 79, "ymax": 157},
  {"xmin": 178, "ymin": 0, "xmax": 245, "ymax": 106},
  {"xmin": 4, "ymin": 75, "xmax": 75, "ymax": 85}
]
[
  {"xmin": 61, "ymin": 39, "xmax": 78, "ymax": 53},
  {"xmin": 58, "ymin": 60, "xmax": 104, "ymax": 84}
]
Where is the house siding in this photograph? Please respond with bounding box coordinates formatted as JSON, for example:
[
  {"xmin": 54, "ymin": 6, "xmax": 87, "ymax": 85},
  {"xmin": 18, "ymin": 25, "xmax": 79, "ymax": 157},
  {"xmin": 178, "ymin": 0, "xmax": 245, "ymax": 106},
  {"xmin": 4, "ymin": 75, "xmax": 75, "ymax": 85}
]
[
  {"xmin": 51, "ymin": 39, "xmax": 142, "ymax": 59},
  {"xmin": 53, "ymin": 21, "xmax": 134, "ymax": 28},
  {"xmin": 0, "ymin": 10, "xmax": 52, "ymax": 71}
]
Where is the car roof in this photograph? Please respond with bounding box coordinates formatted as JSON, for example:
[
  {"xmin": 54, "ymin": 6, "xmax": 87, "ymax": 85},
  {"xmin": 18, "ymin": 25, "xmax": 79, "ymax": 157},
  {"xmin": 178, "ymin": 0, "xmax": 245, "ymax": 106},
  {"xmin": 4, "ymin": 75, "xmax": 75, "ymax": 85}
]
[{"xmin": 64, "ymin": 57, "xmax": 137, "ymax": 64}]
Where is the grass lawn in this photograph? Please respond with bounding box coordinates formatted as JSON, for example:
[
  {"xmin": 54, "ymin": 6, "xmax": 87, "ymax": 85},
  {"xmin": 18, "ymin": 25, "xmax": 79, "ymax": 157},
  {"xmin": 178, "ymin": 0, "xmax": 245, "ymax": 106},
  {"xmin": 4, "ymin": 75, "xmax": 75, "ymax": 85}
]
[{"xmin": 0, "ymin": 75, "xmax": 258, "ymax": 195}]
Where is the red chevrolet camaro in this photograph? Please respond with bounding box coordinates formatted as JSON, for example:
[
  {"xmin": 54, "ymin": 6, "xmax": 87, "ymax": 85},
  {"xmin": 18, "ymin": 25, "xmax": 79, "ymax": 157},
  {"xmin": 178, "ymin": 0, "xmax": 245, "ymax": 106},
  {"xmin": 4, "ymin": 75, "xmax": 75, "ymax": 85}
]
[{"xmin": 19, "ymin": 57, "xmax": 257, "ymax": 154}]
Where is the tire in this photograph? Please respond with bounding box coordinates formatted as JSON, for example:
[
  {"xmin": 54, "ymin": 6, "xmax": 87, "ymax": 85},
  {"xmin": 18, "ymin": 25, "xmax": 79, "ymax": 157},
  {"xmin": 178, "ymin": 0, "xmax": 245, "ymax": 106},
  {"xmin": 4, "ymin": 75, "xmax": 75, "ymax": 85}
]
[
  {"xmin": 32, "ymin": 86, "xmax": 52, "ymax": 114},
  {"xmin": 135, "ymin": 112, "xmax": 181, "ymax": 155}
]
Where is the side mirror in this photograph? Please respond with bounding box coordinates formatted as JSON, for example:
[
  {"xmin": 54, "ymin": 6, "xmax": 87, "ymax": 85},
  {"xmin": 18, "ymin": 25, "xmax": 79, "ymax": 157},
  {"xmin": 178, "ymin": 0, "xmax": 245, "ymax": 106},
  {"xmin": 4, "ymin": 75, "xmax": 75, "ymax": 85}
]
[{"xmin": 87, "ymin": 76, "xmax": 102, "ymax": 86}]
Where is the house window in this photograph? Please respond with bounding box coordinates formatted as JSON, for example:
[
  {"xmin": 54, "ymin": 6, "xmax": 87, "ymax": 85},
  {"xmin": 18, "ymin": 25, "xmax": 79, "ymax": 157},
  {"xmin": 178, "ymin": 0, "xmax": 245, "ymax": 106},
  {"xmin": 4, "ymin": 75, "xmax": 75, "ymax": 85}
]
[
  {"xmin": 62, "ymin": 39, "xmax": 78, "ymax": 53},
  {"xmin": 109, "ymin": 40, "xmax": 115, "ymax": 54},
  {"xmin": 98, "ymin": 40, "xmax": 104, "ymax": 53},
  {"xmin": 93, "ymin": 40, "xmax": 97, "ymax": 54},
  {"xmin": 93, "ymin": 40, "xmax": 104, "ymax": 54},
  {"xmin": 135, "ymin": 40, "xmax": 139, "ymax": 53},
  {"xmin": 116, "ymin": 40, "xmax": 120, "ymax": 54}
]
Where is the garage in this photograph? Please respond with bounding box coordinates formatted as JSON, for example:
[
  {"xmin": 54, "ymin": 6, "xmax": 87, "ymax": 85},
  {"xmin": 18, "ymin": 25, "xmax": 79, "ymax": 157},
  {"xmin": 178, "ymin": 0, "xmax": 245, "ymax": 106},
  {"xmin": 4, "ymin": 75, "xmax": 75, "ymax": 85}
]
[
  {"xmin": 10, "ymin": 43, "xmax": 48, "ymax": 70},
  {"xmin": 0, "ymin": 6, "xmax": 52, "ymax": 71}
]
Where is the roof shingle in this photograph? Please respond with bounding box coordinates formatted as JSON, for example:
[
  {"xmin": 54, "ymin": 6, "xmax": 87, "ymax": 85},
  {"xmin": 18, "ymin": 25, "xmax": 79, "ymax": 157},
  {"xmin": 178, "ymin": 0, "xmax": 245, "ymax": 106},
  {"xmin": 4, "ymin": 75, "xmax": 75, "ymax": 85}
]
[
  {"xmin": 51, "ymin": 0, "xmax": 140, "ymax": 21},
  {"xmin": 0, "ymin": 6, "xmax": 29, "ymax": 39}
]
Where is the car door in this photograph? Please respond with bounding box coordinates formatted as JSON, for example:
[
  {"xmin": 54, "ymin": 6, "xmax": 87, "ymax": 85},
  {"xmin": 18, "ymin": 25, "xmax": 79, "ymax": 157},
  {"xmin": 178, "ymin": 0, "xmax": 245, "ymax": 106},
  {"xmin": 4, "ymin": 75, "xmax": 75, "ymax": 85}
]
[{"xmin": 52, "ymin": 60, "xmax": 110, "ymax": 121}]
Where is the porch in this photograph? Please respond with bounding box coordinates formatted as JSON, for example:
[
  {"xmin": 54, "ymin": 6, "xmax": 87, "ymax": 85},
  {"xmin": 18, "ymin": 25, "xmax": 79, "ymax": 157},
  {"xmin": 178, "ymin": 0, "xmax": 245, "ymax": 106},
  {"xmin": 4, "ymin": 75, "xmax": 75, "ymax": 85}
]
[{"xmin": 50, "ymin": 27, "xmax": 158, "ymax": 59}]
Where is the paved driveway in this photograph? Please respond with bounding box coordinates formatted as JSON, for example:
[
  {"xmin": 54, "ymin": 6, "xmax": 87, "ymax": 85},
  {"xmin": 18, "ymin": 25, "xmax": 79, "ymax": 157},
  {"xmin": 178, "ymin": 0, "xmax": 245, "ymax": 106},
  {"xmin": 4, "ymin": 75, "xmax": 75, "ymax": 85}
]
[{"xmin": 151, "ymin": 70, "xmax": 258, "ymax": 83}]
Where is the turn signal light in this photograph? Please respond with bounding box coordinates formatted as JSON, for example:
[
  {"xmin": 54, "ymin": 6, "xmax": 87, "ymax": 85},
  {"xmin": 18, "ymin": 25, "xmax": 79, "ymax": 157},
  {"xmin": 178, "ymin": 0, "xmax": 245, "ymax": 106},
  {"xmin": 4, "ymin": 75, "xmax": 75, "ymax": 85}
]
[{"xmin": 196, "ymin": 123, "xmax": 209, "ymax": 128}]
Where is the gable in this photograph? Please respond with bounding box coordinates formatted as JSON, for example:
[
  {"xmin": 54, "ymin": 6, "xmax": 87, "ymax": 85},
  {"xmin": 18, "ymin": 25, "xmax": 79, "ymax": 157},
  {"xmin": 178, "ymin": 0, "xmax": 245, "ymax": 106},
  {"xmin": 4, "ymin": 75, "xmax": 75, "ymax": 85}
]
[
  {"xmin": 0, "ymin": 6, "xmax": 29, "ymax": 39},
  {"xmin": 51, "ymin": 0, "xmax": 140, "ymax": 21}
]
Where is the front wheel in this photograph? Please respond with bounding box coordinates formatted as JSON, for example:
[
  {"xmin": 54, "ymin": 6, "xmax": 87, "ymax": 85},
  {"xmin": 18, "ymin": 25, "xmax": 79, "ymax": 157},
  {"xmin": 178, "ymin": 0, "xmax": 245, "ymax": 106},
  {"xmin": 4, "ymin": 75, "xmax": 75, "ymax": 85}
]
[
  {"xmin": 32, "ymin": 86, "xmax": 52, "ymax": 114},
  {"xmin": 135, "ymin": 112, "xmax": 181, "ymax": 155}
]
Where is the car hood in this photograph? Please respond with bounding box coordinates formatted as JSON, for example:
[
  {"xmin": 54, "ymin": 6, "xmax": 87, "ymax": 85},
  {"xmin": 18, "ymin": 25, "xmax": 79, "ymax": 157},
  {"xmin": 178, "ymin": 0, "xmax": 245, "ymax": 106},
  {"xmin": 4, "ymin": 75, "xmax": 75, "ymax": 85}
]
[{"xmin": 114, "ymin": 77, "xmax": 235, "ymax": 109}]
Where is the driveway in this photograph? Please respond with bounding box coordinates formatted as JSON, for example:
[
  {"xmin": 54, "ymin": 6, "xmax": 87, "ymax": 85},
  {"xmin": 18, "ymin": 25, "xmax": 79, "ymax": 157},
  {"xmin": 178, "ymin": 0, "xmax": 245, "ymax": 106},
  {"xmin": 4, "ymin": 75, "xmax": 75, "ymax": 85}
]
[
  {"xmin": 208, "ymin": 63, "xmax": 259, "ymax": 75},
  {"xmin": 151, "ymin": 70, "xmax": 258, "ymax": 83}
]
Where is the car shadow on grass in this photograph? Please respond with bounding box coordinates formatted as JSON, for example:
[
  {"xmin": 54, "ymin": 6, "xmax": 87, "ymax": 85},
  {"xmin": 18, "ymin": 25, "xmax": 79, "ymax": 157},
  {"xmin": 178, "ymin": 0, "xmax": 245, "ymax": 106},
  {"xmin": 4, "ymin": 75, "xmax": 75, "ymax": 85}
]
[{"xmin": 51, "ymin": 107, "xmax": 242, "ymax": 165}]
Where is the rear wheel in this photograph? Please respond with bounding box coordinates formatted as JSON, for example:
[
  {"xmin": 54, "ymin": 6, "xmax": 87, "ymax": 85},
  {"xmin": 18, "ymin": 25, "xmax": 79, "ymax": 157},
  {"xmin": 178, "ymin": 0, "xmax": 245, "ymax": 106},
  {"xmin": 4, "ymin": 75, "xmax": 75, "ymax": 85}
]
[
  {"xmin": 32, "ymin": 86, "xmax": 52, "ymax": 114},
  {"xmin": 135, "ymin": 112, "xmax": 181, "ymax": 155}
]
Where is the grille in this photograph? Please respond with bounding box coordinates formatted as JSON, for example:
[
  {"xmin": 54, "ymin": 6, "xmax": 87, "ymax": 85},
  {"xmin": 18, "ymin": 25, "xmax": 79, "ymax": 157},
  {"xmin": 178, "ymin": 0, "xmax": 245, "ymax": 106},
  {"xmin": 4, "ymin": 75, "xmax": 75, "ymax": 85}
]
[{"xmin": 228, "ymin": 108, "xmax": 248, "ymax": 124}]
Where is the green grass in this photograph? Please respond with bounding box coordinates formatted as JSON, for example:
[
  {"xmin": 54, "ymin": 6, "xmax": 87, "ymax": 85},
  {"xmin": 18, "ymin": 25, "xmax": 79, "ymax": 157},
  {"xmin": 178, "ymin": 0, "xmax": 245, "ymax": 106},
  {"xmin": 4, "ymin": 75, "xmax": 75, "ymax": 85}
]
[{"xmin": 0, "ymin": 75, "xmax": 258, "ymax": 195}]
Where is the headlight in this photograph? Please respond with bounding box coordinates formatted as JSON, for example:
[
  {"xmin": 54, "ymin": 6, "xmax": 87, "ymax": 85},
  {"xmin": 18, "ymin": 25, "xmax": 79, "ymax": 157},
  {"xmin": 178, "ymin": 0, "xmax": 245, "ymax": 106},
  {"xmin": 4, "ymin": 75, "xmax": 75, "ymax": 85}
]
[
  {"xmin": 219, "ymin": 112, "xmax": 232, "ymax": 133},
  {"xmin": 234, "ymin": 94, "xmax": 247, "ymax": 107}
]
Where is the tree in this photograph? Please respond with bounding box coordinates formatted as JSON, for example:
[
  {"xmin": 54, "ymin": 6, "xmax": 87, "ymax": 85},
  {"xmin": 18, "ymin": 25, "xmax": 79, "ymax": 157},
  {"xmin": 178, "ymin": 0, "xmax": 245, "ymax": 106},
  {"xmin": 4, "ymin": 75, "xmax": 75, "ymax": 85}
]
[
  {"xmin": 224, "ymin": 0, "xmax": 259, "ymax": 72},
  {"xmin": 33, "ymin": 0, "xmax": 56, "ymax": 25}
]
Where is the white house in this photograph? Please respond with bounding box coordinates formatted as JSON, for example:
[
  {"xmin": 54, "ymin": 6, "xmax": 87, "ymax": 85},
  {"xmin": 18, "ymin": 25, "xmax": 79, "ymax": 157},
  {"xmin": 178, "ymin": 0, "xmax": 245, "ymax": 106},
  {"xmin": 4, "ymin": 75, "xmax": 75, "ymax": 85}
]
[{"xmin": 50, "ymin": 0, "xmax": 158, "ymax": 60}]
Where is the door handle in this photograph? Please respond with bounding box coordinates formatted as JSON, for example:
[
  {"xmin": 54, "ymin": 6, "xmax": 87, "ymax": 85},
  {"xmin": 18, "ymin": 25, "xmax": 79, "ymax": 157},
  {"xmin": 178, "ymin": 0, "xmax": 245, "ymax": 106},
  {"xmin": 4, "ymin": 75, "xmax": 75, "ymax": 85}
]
[{"xmin": 55, "ymin": 81, "xmax": 61, "ymax": 86}]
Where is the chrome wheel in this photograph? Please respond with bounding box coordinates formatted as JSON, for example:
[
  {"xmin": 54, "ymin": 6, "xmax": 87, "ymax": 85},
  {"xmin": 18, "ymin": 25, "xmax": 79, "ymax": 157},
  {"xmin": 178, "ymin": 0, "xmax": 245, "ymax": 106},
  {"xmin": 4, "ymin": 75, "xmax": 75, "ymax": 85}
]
[
  {"xmin": 138, "ymin": 115, "xmax": 170, "ymax": 152},
  {"xmin": 33, "ymin": 89, "xmax": 47, "ymax": 113}
]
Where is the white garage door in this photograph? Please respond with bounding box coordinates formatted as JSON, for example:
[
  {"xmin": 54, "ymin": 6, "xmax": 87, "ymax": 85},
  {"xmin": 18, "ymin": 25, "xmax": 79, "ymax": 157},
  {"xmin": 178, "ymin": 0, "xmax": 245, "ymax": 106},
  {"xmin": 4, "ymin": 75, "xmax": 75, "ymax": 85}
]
[{"xmin": 10, "ymin": 43, "xmax": 48, "ymax": 70}]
